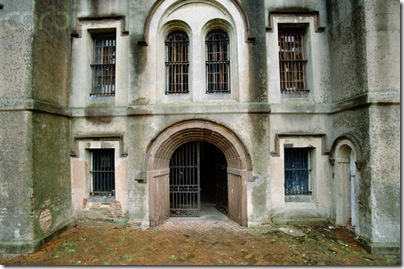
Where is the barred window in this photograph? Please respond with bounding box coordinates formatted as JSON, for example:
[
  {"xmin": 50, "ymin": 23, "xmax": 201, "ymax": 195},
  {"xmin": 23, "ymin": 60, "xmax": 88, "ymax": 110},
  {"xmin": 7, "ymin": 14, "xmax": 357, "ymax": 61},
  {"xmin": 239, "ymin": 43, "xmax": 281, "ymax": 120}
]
[
  {"xmin": 206, "ymin": 30, "xmax": 230, "ymax": 94},
  {"xmin": 278, "ymin": 28, "xmax": 308, "ymax": 93},
  {"xmin": 91, "ymin": 35, "xmax": 116, "ymax": 96},
  {"xmin": 90, "ymin": 149, "xmax": 115, "ymax": 196},
  {"xmin": 284, "ymin": 148, "xmax": 311, "ymax": 195},
  {"xmin": 165, "ymin": 31, "xmax": 189, "ymax": 94}
]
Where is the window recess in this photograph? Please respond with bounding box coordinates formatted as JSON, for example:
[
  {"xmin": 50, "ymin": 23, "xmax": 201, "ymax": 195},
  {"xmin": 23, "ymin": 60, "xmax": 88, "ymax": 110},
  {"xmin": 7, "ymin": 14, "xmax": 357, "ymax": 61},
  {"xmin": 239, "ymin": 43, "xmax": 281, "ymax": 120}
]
[
  {"xmin": 165, "ymin": 31, "xmax": 189, "ymax": 94},
  {"xmin": 206, "ymin": 30, "xmax": 230, "ymax": 94},
  {"xmin": 284, "ymin": 148, "xmax": 311, "ymax": 195},
  {"xmin": 278, "ymin": 27, "xmax": 308, "ymax": 93},
  {"xmin": 90, "ymin": 149, "xmax": 115, "ymax": 196},
  {"xmin": 91, "ymin": 35, "xmax": 116, "ymax": 96}
]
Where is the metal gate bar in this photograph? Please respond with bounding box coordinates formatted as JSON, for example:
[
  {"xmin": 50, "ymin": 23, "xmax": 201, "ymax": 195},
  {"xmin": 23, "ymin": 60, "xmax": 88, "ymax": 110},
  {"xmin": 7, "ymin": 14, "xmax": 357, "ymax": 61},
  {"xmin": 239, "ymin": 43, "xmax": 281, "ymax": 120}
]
[
  {"xmin": 90, "ymin": 149, "xmax": 115, "ymax": 196},
  {"xmin": 169, "ymin": 142, "xmax": 200, "ymax": 217}
]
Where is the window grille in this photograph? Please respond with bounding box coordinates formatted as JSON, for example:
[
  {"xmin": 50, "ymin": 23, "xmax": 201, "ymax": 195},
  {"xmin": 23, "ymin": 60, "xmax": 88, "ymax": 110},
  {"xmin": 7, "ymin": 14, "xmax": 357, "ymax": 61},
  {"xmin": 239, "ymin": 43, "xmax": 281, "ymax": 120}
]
[
  {"xmin": 206, "ymin": 30, "xmax": 230, "ymax": 94},
  {"xmin": 90, "ymin": 149, "xmax": 115, "ymax": 196},
  {"xmin": 165, "ymin": 31, "xmax": 189, "ymax": 94},
  {"xmin": 91, "ymin": 35, "xmax": 116, "ymax": 96},
  {"xmin": 284, "ymin": 148, "xmax": 311, "ymax": 195},
  {"xmin": 278, "ymin": 29, "xmax": 308, "ymax": 93}
]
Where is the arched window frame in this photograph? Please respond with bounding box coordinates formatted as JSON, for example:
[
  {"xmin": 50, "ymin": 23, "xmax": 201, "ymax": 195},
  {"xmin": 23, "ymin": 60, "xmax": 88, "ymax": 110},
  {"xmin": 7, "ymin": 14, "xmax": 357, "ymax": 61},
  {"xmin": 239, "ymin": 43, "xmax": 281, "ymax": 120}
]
[
  {"xmin": 205, "ymin": 29, "xmax": 231, "ymax": 94},
  {"xmin": 165, "ymin": 30, "xmax": 190, "ymax": 94}
]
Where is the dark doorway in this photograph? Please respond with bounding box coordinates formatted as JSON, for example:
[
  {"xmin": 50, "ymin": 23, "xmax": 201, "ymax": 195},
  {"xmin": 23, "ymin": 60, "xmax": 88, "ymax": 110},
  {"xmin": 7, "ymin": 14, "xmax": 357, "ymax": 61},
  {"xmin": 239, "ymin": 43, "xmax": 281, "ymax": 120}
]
[
  {"xmin": 169, "ymin": 141, "xmax": 228, "ymax": 218},
  {"xmin": 200, "ymin": 142, "xmax": 228, "ymax": 214}
]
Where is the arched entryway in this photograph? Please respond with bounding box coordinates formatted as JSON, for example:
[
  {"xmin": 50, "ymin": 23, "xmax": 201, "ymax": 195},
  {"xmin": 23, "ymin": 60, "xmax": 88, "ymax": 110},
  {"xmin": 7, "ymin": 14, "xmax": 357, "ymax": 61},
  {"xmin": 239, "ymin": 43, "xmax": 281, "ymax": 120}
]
[
  {"xmin": 144, "ymin": 120, "xmax": 252, "ymax": 227},
  {"xmin": 330, "ymin": 135, "xmax": 363, "ymax": 232},
  {"xmin": 169, "ymin": 141, "xmax": 228, "ymax": 217}
]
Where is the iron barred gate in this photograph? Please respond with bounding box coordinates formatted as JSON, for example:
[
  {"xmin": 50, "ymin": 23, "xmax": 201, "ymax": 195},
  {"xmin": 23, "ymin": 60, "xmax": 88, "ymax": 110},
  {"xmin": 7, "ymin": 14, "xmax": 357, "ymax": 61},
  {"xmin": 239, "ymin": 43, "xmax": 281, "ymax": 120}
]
[{"xmin": 169, "ymin": 142, "xmax": 200, "ymax": 217}]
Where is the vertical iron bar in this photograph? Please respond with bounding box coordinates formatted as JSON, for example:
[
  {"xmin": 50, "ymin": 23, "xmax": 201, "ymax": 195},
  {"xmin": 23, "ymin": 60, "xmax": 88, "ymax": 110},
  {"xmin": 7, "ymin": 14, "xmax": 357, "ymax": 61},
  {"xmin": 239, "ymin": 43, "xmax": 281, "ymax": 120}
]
[{"xmin": 197, "ymin": 142, "xmax": 200, "ymax": 215}]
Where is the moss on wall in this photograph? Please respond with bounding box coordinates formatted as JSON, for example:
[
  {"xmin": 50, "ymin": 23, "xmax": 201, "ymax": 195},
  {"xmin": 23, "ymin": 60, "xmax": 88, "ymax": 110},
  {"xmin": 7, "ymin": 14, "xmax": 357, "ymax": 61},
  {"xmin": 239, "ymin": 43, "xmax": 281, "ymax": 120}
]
[
  {"xmin": 241, "ymin": 0, "xmax": 268, "ymax": 102},
  {"xmin": 32, "ymin": 0, "xmax": 71, "ymax": 106},
  {"xmin": 326, "ymin": 0, "xmax": 367, "ymax": 102},
  {"xmin": 0, "ymin": 112, "xmax": 34, "ymax": 245},
  {"xmin": 32, "ymin": 113, "xmax": 72, "ymax": 238},
  {"xmin": 29, "ymin": 0, "xmax": 73, "ymax": 242}
]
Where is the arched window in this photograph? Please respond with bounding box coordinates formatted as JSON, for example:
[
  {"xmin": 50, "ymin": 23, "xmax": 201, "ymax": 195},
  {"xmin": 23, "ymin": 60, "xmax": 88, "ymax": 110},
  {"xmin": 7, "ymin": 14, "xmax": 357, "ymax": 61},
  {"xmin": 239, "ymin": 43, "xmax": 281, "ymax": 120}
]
[
  {"xmin": 165, "ymin": 31, "xmax": 189, "ymax": 94},
  {"xmin": 206, "ymin": 30, "xmax": 230, "ymax": 93}
]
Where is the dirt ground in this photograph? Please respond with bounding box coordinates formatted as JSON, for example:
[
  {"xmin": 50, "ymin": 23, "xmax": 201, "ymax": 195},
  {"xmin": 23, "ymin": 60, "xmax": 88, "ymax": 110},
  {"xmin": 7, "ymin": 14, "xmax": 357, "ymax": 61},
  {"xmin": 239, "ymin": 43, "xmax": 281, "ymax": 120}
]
[{"xmin": 0, "ymin": 221, "xmax": 400, "ymax": 266}]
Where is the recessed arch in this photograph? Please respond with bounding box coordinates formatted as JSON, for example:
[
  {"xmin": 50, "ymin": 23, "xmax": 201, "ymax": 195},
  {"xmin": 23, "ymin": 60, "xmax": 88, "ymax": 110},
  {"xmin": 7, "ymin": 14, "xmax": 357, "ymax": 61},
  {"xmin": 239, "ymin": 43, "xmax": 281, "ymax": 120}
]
[
  {"xmin": 146, "ymin": 119, "xmax": 252, "ymax": 171},
  {"xmin": 144, "ymin": 119, "xmax": 253, "ymax": 227},
  {"xmin": 329, "ymin": 134, "xmax": 363, "ymax": 170},
  {"xmin": 330, "ymin": 134, "xmax": 362, "ymax": 231},
  {"xmin": 161, "ymin": 19, "xmax": 192, "ymax": 39},
  {"xmin": 139, "ymin": 0, "xmax": 254, "ymax": 46},
  {"xmin": 202, "ymin": 18, "xmax": 234, "ymax": 38}
]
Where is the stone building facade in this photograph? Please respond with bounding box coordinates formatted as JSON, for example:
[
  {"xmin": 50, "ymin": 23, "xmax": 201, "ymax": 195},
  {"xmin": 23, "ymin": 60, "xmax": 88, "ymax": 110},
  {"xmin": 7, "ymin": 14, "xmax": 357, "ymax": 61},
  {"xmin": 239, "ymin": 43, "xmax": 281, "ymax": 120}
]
[{"xmin": 0, "ymin": 0, "xmax": 400, "ymax": 254}]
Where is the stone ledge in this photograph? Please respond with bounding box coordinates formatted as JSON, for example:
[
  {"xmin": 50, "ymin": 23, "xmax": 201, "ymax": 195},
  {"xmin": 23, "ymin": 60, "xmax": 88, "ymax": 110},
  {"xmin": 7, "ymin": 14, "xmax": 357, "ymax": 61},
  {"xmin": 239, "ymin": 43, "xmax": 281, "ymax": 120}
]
[
  {"xmin": 364, "ymin": 242, "xmax": 401, "ymax": 255},
  {"xmin": 272, "ymin": 216, "xmax": 329, "ymax": 225},
  {"xmin": 75, "ymin": 217, "xmax": 128, "ymax": 227},
  {"xmin": 0, "ymin": 222, "xmax": 73, "ymax": 254}
]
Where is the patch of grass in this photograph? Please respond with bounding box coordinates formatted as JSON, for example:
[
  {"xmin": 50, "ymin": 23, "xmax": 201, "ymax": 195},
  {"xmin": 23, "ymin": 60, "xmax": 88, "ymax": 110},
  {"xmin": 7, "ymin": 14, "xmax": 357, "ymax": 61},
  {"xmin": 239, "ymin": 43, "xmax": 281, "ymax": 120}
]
[
  {"xmin": 218, "ymin": 259, "xmax": 230, "ymax": 264},
  {"xmin": 168, "ymin": 255, "xmax": 179, "ymax": 261},
  {"xmin": 123, "ymin": 254, "xmax": 133, "ymax": 261},
  {"xmin": 92, "ymin": 257, "xmax": 100, "ymax": 262},
  {"xmin": 386, "ymin": 256, "xmax": 400, "ymax": 265},
  {"xmin": 62, "ymin": 240, "xmax": 77, "ymax": 253},
  {"xmin": 288, "ymin": 243, "xmax": 297, "ymax": 249},
  {"xmin": 62, "ymin": 240, "xmax": 75, "ymax": 247}
]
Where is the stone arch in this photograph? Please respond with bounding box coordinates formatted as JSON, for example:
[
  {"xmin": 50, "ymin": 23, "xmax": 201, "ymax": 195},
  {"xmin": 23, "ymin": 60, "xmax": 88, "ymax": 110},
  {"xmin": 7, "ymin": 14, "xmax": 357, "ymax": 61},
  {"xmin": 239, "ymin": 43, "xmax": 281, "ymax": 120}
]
[
  {"xmin": 145, "ymin": 119, "xmax": 253, "ymax": 227},
  {"xmin": 161, "ymin": 19, "xmax": 192, "ymax": 39},
  {"xmin": 329, "ymin": 134, "xmax": 363, "ymax": 170},
  {"xmin": 138, "ymin": 0, "xmax": 255, "ymax": 46}
]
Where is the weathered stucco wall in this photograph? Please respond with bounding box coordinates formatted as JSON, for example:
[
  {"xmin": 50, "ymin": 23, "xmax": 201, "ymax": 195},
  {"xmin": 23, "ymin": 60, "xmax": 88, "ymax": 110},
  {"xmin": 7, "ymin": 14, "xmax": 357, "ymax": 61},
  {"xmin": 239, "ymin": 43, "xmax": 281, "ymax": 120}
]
[
  {"xmin": 0, "ymin": 1, "xmax": 34, "ymax": 99},
  {"xmin": 268, "ymin": 113, "xmax": 333, "ymax": 217},
  {"xmin": 123, "ymin": 111, "xmax": 272, "ymax": 226},
  {"xmin": 32, "ymin": 113, "xmax": 72, "ymax": 240},
  {"xmin": 0, "ymin": 112, "xmax": 34, "ymax": 253},
  {"xmin": 332, "ymin": 108, "xmax": 372, "ymax": 237},
  {"xmin": 240, "ymin": 0, "xmax": 267, "ymax": 102},
  {"xmin": 32, "ymin": 1, "xmax": 71, "ymax": 105},
  {"xmin": 0, "ymin": 0, "xmax": 73, "ymax": 253},
  {"xmin": 327, "ymin": 0, "xmax": 400, "ymax": 252},
  {"xmin": 30, "ymin": 0, "xmax": 73, "ymax": 247},
  {"xmin": 0, "ymin": 0, "xmax": 399, "ymax": 255},
  {"xmin": 368, "ymin": 106, "xmax": 400, "ymax": 244},
  {"xmin": 0, "ymin": 1, "xmax": 36, "ymax": 254},
  {"xmin": 327, "ymin": 0, "xmax": 368, "ymax": 102},
  {"xmin": 363, "ymin": 4, "xmax": 400, "ymax": 245}
]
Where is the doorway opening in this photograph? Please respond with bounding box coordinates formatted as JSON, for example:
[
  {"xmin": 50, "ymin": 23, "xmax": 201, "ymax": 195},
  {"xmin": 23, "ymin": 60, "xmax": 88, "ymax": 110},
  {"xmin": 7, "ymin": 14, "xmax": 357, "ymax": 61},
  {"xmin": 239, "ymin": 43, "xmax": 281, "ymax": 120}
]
[
  {"xmin": 346, "ymin": 150, "xmax": 357, "ymax": 229},
  {"xmin": 333, "ymin": 142, "xmax": 359, "ymax": 230},
  {"xmin": 146, "ymin": 119, "xmax": 251, "ymax": 227},
  {"xmin": 169, "ymin": 141, "xmax": 228, "ymax": 218}
]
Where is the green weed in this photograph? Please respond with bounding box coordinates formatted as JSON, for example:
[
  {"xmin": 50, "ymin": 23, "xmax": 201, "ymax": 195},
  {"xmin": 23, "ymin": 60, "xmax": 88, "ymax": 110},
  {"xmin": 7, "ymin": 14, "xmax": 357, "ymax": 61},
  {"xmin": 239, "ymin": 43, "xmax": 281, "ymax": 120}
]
[{"xmin": 169, "ymin": 255, "xmax": 179, "ymax": 261}]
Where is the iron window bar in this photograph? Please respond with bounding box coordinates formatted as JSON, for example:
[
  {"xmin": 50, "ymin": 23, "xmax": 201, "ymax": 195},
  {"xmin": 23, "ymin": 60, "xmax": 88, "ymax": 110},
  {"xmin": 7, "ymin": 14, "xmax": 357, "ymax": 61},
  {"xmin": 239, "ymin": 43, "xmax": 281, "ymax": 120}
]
[
  {"xmin": 206, "ymin": 30, "xmax": 230, "ymax": 94},
  {"xmin": 165, "ymin": 31, "xmax": 189, "ymax": 94},
  {"xmin": 278, "ymin": 29, "xmax": 308, "ymax": 93},
  {"xmin": 90, "ymin": 149, "xmax": 115, "ymax": 196},
  {"xmin": 91, "ymin": 35, "xmax": 116, "ymax": 96},
  {"xmin": 284, "ymin": 148, "xmax": 311, "ymax": 195}
]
